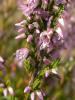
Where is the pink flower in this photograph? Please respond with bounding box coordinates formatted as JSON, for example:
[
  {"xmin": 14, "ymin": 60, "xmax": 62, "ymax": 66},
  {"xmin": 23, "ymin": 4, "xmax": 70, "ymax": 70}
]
[
  {"xmin": 33, "ymin": 22, "xmax": 39, "ymax": 28},
  {"xmin": 34, "ymin": 8, "xmax": 50, "ymax": 20},
  {"xmin": 28, "ymin": 24, "xmax": 34, "ymax": 30},
  {"xmin": 15, "ymin": 20, "xmax": 27, "ymax": 27},
  {"xmin": 56, "ymin": 27, "xmax": 63, "ymax": 38},
  {"xmin": 30, "ymin": 92, "xmax": 35, "ymax": 100},
  {"xmin": 43, "ymin": 57, "xmax": 50, "ymax": 65},
  {"xmin": 45, "ymin": 70, "xmax": 50, "ymax": 78},
  {"xmin": 8, "ymin": 86, "xmax": 14, "ymax": 95},
  {"xmin": 42, "ymin": 0, "xmax": 49, "ymax": 4},
  {"xmin": 35, "ymin": 29, "xmax": 40, "ymax": 34},
  {"xmin": 0, "ymin": 56, "xmax": 4, "ymax": 63},
  {"xmin": 55, "ymin": 0, "xmax": 66, "ymax": 5},
  {"xmin": 17, "ymin": 28, "xmax": 25, "ymax": 33},
  {"xmin": 3, "ymin": 88, "xmax": 8, "ymax": 97},
  {"xmin": 15, "ymin": 33, "xmax": 26, "ymax": 40},
  {"xmin": 58, "ymin": 17, "xmax": 65, "ymax": 27},
  {"xmin": 36, "ymin": 91, "xmax": 44, "ymax": 100},
  {"xmin": 39, "ymin": 29, "xmax": 53, "ymax": 50},
  {"xmin": 15, "ymin": 48, "xmax": 29, "ymax": 67},
  {"xmin": 18, "ymin": 0, "xmax": 39, "ymax": 17},
  {"xmin": 24, "ymin": 86, "xmax": 31, "ymax": 93},
  {"xmin": 27, "ymin": 35, "xmax": 33, "ymax": 42}
]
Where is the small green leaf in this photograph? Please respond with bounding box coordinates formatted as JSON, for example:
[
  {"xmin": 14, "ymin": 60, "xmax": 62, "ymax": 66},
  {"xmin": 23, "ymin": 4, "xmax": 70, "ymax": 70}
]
[
  {"xmin": 32, "ymin": 78, "xmax": 40, "ymax": 90},
  {"xmin": 51, "ymin": 59, "xmax": 60, "ymax": 68},
  {"xmin": 23, "ymin": 59, "xmax": 31, "ymax": 72}
]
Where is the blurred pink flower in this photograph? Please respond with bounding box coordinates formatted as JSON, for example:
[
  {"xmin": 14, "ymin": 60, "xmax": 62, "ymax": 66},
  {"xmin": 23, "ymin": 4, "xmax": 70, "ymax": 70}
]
[
  {"xmin": 24, "ymin": 86, "xmax": 31, "ymax": 93},
  {"xmin": 36, "ymin": 91, "xmax": 44, "ymax": 100},
  {"xmin": 15, "ymin": 33, "xmax": 26, "ymax": 40},
  {"xmin": 30, "ymin": 92, "xmax": 35, "ymax": 100},
  {"xmin": 43, "ymin": 57, "xmax": 50, "ymax": 65},
  {"xmin": 8, "ymin": 86, "xmax": 14, "ymax": 95},
  {"xmin": 45, "ymin": 70, "xmax": 50, "ymax": 78},
  {"xmin": 39, "ymin": 29, "xmax": 53, "ymax": 50},
  {"xmin": 15, "ymin": 20, "xmax": 27, "ymax": 27},
  {"xmin": 0, "ymin": 56, "xmax": 4, "ymax": 63},
  {"xmin": 56, "ymin": 27, "xmax": 63, "ymax": 39},
  {"xmin": 18, "ymin": 0, "xmax": 39, "ymax": 17},
  {"xmin": 58, "ymin": 17, "xmax": 65, "ymax": 27},
  {"xmin": 17, "ymin": 28, "xmax": 25, "ymax": 33},
  {"xmin": 3, "ymin": 88, "xmax": 8, "ymax": 97},
  {"xmin": 27, "ymin": 35, "xmax": 33, "ymax": 42},
  {"xmin": 15, "ymin": 48, "xmax": 29, "ymax": 67}
]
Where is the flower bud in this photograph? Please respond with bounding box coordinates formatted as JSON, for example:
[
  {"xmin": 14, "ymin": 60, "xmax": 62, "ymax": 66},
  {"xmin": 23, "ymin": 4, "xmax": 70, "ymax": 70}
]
[
  {"xmin": 15, "ymin": 20, "xmax": 27, "ymax": 27},
  {"xmin": 8, "ymin": 86, "xmax": 14, "ymax": 95},
  {"xmin": 0, "ymin": 83, "xmax": 4, "ymax": 88},
  {"xmin": 28, "ymin": 24, "xmax": 34, "ymax": 30},
  {"xmin": 15, "ymin": 48, "xmax": 29, "ymax": 67},
  {"xmin": 58, "ymin": 17, "xmax": 65, "ymax": 26},
  {"xmin": 35, "ymin": 29, "xmax": 40, "ymax": 34},
  {"xmin": 24, "ymin": 86, "xmax": 31, "ymax": 93},
  {"xmin": 3, "ymin": 88, "xmax": 8, "ymax": 97},
  {"xmin": 27, "ymin": 35, "xmax": 33, "ymax": 42},
  {"xmin": 45, "ymin": 70, "xmax": 50, "ymax": 78},
  {"xmin": 0, "ymin": 56, "xmax": 4, "ymax": 63},
  {"xmin": 36, "ymin": 91, "xmax": 44, "ymax": 100},
  {"xmin": 51, "ymin": 68, "xmax": 58, "ymax": 75},
  {"xmin": 30, "ymin": 92, "xmax": 35, "ymax": 100},
  {"xmin": 18, "ymin": 28, "xmax": 25, "ymax": 33},
  {"xmin": 56, "ymin": 27, "xmax": 63, "ymax": 38},
  {"xmin": 15, "ymin": 33, "xmax": 26, "ymax": 40},
  {"xmin": 43, "ymin": 57, "xmax": 50, "ymax": 65}
]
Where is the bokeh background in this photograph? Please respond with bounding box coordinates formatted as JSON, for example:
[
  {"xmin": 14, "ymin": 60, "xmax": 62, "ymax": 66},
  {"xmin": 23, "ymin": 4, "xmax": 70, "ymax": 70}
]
[{"xmin": 0, "ymin": 0, "xmax": 75, "ymax": 99}]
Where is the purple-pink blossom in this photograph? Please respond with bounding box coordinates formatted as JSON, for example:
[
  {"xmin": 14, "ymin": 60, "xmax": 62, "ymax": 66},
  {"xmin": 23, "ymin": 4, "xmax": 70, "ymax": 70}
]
[
  {"xmin": 24, "ymin": 86, "xmax": 31, "ymax": 93},
  {"xmin": 17, "ymin": 0, "xmax": 39, "ymax": 17},
  {"xmin": 27, "ymin": 35, "xmax": 33, "ymax": 42},
  {"xmin": 15, "ymin": 48, "xmax": 29, "ymax": 67}
]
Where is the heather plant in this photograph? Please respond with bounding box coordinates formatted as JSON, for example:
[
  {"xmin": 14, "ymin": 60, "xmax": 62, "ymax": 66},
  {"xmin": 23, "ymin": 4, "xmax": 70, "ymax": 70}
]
[
  {"xmin": 1, "ymin": 0, "xmax": 75, "ymax": 100},
  {"xmin": 14, "ymin": 0, "xmax": 69, "ymax": 99}
]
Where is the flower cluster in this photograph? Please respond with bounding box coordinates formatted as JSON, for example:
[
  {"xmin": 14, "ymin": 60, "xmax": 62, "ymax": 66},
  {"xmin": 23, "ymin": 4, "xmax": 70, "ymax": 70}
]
[
  {"xmin": 0, "ymin": 82, "xmax": 14, "ymax": 97},
  {"xmin": 15, "ymin": 0, "xmax": 68, "ymax": 99}
]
